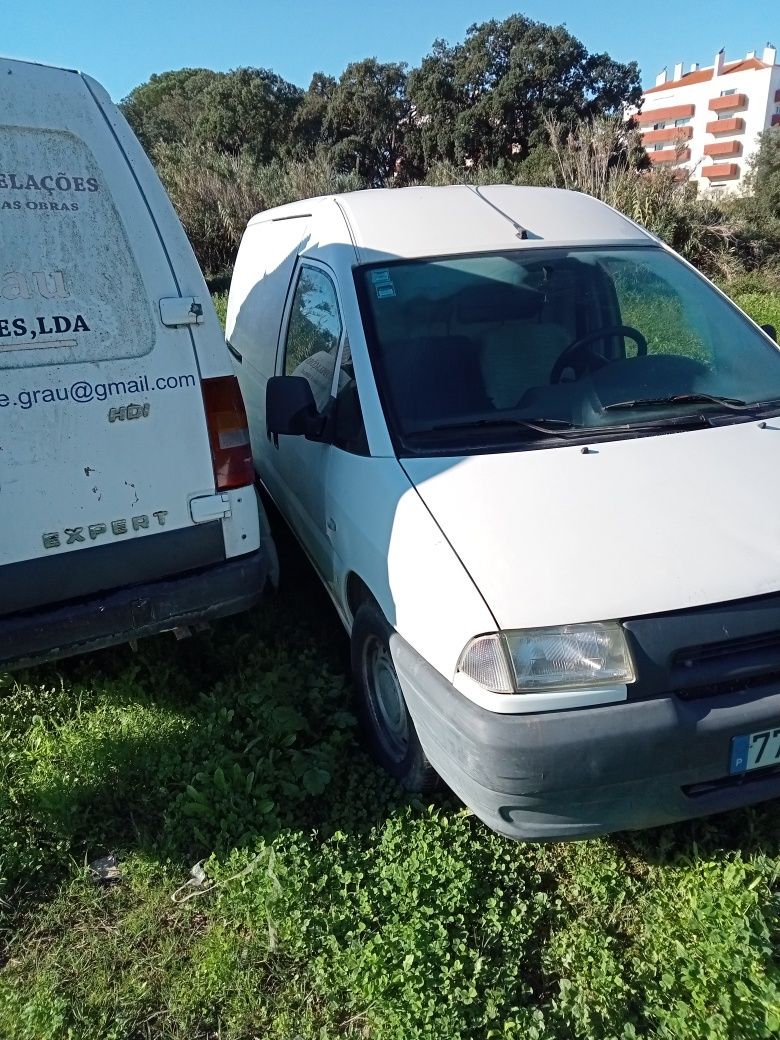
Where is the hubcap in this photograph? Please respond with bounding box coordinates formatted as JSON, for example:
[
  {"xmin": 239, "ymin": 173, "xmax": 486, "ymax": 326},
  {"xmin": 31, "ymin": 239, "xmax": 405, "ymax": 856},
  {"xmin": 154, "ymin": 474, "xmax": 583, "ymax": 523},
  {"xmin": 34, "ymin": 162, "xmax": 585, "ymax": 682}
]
[{"xmin": 363, "ymin": 635, "xmax": 409, "ymax": 760}]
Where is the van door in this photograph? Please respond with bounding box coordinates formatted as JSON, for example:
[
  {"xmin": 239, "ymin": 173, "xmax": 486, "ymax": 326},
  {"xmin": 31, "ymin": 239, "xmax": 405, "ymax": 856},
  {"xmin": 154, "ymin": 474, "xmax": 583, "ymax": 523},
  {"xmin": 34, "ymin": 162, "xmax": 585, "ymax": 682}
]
[
  {"xmin": 271, "ymin": 261, "xmax": 345, "ymax": 583},
  {"xmin": 0, "ymin": 61, "xmax": 219, "ymax": 615}
]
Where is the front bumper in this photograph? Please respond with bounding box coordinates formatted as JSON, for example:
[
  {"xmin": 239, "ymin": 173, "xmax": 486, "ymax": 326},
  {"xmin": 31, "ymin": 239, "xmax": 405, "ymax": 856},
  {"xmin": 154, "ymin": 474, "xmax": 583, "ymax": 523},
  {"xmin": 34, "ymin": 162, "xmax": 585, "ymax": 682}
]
[
  {"xmin": 391, "ymin": 631, "xmax": 780, "ymax": 841},
  {"xmin": 1, "ymin": 549, "xmax": 269, "ymax": 670}
]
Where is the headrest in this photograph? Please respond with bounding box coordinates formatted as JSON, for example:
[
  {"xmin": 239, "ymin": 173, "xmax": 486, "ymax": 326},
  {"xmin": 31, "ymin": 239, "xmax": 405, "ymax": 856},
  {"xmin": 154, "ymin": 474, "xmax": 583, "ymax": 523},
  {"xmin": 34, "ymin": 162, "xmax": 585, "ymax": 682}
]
[{"xmin": 455, "ymin": 283, "xmax": 543, "ymax": 324}]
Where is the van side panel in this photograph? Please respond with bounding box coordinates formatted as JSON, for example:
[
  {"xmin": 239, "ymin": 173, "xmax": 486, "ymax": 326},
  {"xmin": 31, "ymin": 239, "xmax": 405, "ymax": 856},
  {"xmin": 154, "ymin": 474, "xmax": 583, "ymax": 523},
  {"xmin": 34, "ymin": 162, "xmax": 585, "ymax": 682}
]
[{"xmin": 227, "ymin": 217, "xmax": 309, "ymax": 469}]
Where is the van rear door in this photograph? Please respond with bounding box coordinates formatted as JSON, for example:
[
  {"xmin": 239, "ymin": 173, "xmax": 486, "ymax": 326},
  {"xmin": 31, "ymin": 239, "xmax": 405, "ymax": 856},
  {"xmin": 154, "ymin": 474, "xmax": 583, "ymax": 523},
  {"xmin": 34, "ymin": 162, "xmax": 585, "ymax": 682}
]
[{"xmin": 0, "ymin": 59, "xmax": 221, "ymax": 615}]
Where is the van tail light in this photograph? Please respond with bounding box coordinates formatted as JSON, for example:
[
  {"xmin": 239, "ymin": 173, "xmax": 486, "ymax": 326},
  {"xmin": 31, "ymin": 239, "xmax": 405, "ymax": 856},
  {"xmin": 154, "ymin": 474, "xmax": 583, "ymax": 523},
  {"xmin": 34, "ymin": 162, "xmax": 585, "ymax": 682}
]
[{"xmin": 201, "ymin": 376, "xmax": 254, "ymax": 491}]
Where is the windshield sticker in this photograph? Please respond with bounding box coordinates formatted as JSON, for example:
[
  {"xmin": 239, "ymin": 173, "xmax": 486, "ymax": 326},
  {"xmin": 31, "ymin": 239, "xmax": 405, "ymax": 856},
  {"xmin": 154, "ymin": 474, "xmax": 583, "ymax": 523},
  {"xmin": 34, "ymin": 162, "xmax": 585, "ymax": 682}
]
[{"xmin": 371, "ymin": 269, "xmax": 396, "ymax": 297}]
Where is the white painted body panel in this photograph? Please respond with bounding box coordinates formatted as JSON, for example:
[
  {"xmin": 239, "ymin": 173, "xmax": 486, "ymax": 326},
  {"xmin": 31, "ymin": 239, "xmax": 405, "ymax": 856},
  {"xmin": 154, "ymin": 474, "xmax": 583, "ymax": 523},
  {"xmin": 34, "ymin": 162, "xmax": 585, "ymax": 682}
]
[
  {"xmin": 325, "ymin": 451, "xmax": 496, "ymax": 678},
  {"xmin": 0, "ymin": 58, "xmax": 258, "ymax": 575},
  {"xmin": 220, "ymin": 487, "xmax": 262, "ymax": 559},
  {"xmin": 404, "ymin": 418, "xmax": 780, "ymax": 634},
  {"xmin": 243, "ymin": 185, "xmax": 649, "ymax": 263}
]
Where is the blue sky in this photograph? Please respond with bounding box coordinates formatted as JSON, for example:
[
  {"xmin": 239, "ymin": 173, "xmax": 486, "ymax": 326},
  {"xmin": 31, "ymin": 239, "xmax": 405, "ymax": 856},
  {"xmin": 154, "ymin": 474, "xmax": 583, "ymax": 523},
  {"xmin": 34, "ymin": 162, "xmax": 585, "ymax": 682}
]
[{"xmin": 5, "ymin": 0, "xmax": 777, "ymax": 100}]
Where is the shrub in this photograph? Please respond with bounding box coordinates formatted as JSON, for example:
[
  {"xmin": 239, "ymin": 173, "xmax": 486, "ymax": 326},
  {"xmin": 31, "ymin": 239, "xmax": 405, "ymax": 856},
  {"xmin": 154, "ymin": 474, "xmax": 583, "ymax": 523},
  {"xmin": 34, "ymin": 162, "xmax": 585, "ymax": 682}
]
[{"xmin": 155, "ymin": 144, "xmax": 365, "ymax": 274}]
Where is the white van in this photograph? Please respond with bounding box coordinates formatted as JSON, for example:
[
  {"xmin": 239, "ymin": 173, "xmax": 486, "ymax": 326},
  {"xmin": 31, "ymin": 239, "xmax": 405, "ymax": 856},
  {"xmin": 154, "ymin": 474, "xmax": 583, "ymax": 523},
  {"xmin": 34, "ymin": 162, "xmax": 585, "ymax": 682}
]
[
  {"xmin": 0, "ymin": 58, "xmax": 273, "ymax": 670},
  {"xmin": 227, "ymin": 184, "xmax": 780, "ymax": 840}
]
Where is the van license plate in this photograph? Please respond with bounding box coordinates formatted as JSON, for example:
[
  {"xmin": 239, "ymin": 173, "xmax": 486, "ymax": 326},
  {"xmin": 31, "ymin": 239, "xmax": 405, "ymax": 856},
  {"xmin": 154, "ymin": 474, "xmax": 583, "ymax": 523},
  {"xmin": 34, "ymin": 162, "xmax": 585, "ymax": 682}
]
[{"xmin": 729, "ymin": 728, "xmax": 780, "ymax": 774}]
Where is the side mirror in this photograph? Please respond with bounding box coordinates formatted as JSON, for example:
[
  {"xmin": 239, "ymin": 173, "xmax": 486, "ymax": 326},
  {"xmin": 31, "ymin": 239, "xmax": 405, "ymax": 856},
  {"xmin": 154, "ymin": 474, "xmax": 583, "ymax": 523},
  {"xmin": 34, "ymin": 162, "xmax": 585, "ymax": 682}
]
[
  {"xmin": 266, "ymin": 376, "xmax": 325, "ymax": 438},
  {"xmin": 761, "ymin": 324, "xmax": 778, "ymax": 343}
]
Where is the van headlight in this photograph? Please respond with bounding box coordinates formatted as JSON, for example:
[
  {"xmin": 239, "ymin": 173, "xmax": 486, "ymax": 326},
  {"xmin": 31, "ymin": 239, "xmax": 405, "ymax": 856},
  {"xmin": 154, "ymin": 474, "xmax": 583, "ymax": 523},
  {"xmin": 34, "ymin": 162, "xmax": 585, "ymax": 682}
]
[{"xmin": 456, "ymin": 623, "xmax": 636, "ymax": 694}]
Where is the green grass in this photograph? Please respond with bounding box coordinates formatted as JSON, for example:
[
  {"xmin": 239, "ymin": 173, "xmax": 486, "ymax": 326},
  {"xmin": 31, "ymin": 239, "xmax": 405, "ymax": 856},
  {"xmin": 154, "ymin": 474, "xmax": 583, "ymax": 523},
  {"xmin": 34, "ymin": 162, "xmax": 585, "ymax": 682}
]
[
  {"xmin": 211, "ymin": 291, "xmax": 228, "ymax": 330},
  {"xmin": 3, "ymin": 524, "xmax": 780, "ymax": 1040},
  {"xmin": 2, "ymin": 289, "xmax": 780, "ymax": 1039},
  {"xmin": 732, "ymin": 292, "xmax": 780, "ymax": 333}
]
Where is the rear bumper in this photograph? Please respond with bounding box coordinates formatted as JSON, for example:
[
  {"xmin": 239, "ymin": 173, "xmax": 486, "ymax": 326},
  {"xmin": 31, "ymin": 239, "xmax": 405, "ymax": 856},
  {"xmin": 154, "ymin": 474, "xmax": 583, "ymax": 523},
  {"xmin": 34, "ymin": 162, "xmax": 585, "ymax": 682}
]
[
  {"xmin": 1, "ymin": 550, "xmax": 269, "ymax": 670},
  {"xmin": 391, "ymin": 632, "xmax": 780, "ymax": 841}
]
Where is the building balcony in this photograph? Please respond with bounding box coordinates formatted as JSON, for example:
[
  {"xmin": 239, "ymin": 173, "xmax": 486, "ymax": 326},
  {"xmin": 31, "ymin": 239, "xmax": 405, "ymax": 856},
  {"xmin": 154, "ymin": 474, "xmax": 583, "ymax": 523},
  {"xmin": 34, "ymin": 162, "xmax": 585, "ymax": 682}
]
[
  {"xmin": 773, "ymin": 115, "xmax": 780, "ymax": 127},
  {"xmin": 649, "ymin": 147, "xmax": 691, "ymax": 164},
  {"xmin": 708, "ymin": 93, "xmax": 747, "ymax": 112},
  {"xmin": 636, "ymin": 103, "xmax": 695, "ymax": 126},
  {"xmin": 642, "ymin": 125, "xmax": 693, "ymax": 145},
  {"xmin": 705, "ymin": 117, "xmax": 745, "ymax": 135},
  {"xmin": 703, "ymin": 140, "xmax": 741, "ymax": 157},
  {"xmin": 702, "ymin": 163, "xmax": 740, "ymax": 180}
]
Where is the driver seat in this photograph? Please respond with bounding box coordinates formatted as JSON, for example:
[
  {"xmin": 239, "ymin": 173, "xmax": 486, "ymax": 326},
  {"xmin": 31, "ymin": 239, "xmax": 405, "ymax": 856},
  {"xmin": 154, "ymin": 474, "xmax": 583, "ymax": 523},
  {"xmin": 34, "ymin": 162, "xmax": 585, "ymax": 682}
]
[{"xmin": 480, "ymin": 320, "xmax": 572, "ymax": 409}]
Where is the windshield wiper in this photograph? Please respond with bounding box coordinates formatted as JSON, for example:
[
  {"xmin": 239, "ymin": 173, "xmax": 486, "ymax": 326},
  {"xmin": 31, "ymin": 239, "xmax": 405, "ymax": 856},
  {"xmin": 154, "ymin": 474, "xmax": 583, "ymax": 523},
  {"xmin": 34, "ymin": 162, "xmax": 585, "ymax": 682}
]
[
  {"xmin": 427, "ymin": 417, "xmax": 580, "ymax": 438},
  {"xmin": 413, "ymin": 410, "xmax": 718, "ymax": 445},
  {"xmin": 603, "ymin": 393, "xmax": 750, "ymax": 413}
]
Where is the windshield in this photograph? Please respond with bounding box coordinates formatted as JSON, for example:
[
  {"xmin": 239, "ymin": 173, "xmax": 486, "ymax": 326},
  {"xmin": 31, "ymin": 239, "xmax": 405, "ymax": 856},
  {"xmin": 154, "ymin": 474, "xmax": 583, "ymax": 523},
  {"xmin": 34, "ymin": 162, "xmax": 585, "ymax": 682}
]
[{"xmin": 356, "ymin": 246, "xmax": 780, "ymax": 455}]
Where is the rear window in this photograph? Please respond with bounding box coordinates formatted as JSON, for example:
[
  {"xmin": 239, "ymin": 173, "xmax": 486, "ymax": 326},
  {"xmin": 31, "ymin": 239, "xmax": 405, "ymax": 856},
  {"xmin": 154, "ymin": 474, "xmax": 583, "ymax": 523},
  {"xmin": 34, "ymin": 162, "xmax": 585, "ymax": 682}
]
[{"xmin": 0, "ymin": 127, "xmax": 154, "ymax": 369}]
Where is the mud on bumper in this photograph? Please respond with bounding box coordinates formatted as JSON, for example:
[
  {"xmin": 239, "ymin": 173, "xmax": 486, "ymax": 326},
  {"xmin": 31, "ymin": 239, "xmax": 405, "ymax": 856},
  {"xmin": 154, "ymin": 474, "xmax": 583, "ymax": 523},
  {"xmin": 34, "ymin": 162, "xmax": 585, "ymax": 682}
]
[
  {"xmin": 390, "ymin": 632, "xmax": 780, "ymax": 841},
  {"xmin": 1, "ymin": 549, "xmax": 269, "ymax": 670}
]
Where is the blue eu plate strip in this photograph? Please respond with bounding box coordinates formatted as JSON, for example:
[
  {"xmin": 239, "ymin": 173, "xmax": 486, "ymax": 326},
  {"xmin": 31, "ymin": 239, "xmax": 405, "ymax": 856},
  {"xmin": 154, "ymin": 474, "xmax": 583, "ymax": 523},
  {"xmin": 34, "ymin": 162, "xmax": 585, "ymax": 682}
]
[{"xmin": 730, "ymin": 734, "xmax": 750, "ymax": 774}]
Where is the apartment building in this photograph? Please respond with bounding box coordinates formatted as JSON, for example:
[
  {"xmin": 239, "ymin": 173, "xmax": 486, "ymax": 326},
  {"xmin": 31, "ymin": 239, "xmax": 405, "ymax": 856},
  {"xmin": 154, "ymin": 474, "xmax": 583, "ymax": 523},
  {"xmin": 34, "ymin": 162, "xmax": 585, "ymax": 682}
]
[{"xmin": 637, "ymin": 44, "xmax": 780, "ymax": 192}]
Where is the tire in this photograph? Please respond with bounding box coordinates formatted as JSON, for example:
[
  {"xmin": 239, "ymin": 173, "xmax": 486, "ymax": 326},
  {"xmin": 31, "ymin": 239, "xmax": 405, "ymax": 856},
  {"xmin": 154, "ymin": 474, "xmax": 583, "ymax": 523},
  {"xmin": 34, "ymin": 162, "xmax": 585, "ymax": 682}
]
[{"xmin": 351, "ymin": 601, "xmax": 438, "ymax": 792}]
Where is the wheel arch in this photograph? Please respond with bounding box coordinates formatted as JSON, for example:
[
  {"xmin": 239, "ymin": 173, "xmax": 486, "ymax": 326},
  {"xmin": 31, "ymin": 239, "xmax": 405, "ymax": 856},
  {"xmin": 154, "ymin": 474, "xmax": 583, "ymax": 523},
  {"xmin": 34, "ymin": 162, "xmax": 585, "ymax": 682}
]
[{"xmin": 344, "ymin": 571, "xmax": 381, "ymax": 626}]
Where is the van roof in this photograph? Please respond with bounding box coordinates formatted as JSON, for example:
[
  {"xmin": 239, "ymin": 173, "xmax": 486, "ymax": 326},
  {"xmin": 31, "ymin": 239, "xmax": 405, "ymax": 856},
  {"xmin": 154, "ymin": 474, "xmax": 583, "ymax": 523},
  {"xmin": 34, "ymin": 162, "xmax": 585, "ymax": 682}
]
[
  {"xmin": 1, "ymin": 55, "xmax": 80, "ymax": 76},
  {"xmin": 1, "ymin": 54, "xmax": 112, "ymax": 107},
  {"xmin": 249, "ymin": 185, "xmax": 654, "ymax": 262}
]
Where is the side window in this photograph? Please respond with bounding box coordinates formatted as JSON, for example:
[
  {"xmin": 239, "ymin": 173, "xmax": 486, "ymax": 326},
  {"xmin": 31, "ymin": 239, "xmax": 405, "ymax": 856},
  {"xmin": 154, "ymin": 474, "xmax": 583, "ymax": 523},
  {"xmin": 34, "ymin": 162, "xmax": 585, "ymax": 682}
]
[
  {"xmin": 332, "ymin": 335, "xmax": 369, "ymax": 455},
  {"xmin": 284, "ymin": 266, "xmax": 342, "ymax": 411}
]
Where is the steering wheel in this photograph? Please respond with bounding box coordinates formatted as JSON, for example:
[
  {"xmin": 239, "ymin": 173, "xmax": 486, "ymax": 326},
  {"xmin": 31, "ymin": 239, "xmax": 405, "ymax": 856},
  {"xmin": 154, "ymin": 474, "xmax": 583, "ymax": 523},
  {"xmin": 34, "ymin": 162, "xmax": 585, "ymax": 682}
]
[{"xmin": 550, "ymin": 325, "xmax": 648, "ymax": 384}]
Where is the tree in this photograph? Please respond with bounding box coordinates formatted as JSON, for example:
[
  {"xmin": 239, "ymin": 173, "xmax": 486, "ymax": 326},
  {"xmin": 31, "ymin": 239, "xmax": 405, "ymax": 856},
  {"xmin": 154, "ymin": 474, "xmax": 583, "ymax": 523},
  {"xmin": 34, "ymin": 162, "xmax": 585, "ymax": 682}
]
[
  {"xmin": 121, "ymin": 68, "xmax": 220, "ymax": 153},
  {"xmin": 197, "ymin": 68, "xmax": 303, "ymax": 161},
  {"xmin": 289, "ymin": 72, "xmax": 338, "ymax": 158},
  {"xmin": 745, "ymin": 126, "xmax": 780, "ymax": 218},
  {"xmin": 323, "ymin": 59, "xmax": 410, "ymax": 184},
  {"xmin": 407, "ymin": 15, "xmax": 641, "ymax": 169},
  {"xmin": 121, "ymin": 67, "xmax": 303, "ymax": 162}
]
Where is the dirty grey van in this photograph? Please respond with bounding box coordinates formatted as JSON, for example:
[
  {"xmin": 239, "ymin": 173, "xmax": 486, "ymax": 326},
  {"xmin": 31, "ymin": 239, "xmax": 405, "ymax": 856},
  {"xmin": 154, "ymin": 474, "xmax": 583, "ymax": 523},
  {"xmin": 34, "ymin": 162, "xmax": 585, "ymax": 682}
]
[{"xmin": 0, "ymin": 59, "xmax": 274, "ymax": 669}]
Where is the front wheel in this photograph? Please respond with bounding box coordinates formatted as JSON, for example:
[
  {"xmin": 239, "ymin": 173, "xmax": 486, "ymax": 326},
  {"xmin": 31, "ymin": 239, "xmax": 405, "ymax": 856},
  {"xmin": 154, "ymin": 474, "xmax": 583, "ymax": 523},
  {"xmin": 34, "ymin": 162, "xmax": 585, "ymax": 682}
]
[{"xmin": 351, "ymin": 602, "xmax": 438, "ymax": 792}]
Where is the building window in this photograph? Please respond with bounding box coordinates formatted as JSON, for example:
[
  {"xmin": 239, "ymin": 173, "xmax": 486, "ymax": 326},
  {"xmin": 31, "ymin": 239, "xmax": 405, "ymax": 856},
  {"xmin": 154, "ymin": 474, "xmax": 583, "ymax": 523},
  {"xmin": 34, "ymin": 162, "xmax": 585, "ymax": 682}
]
[
  {"xmin": 717, "ymin": 111, "xmax": 733, "ymax": 119},
  {"xmin": 653, "ymin": 144, "xmax": 664, "ymax": 151},
  {"xmin": 653, "ymin": 121, "xmax": 667, "ymax": 130},
  {"xmin": 720, "ymin": 88, "xmax": 736, "ymax": 96},
  {"xmin": 776, "ymin": 105, "xmax": 780, "ymax": 115},
  {"xmin": 674, "ymin": 117, "xmax": 691, "ymax": 126}
]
